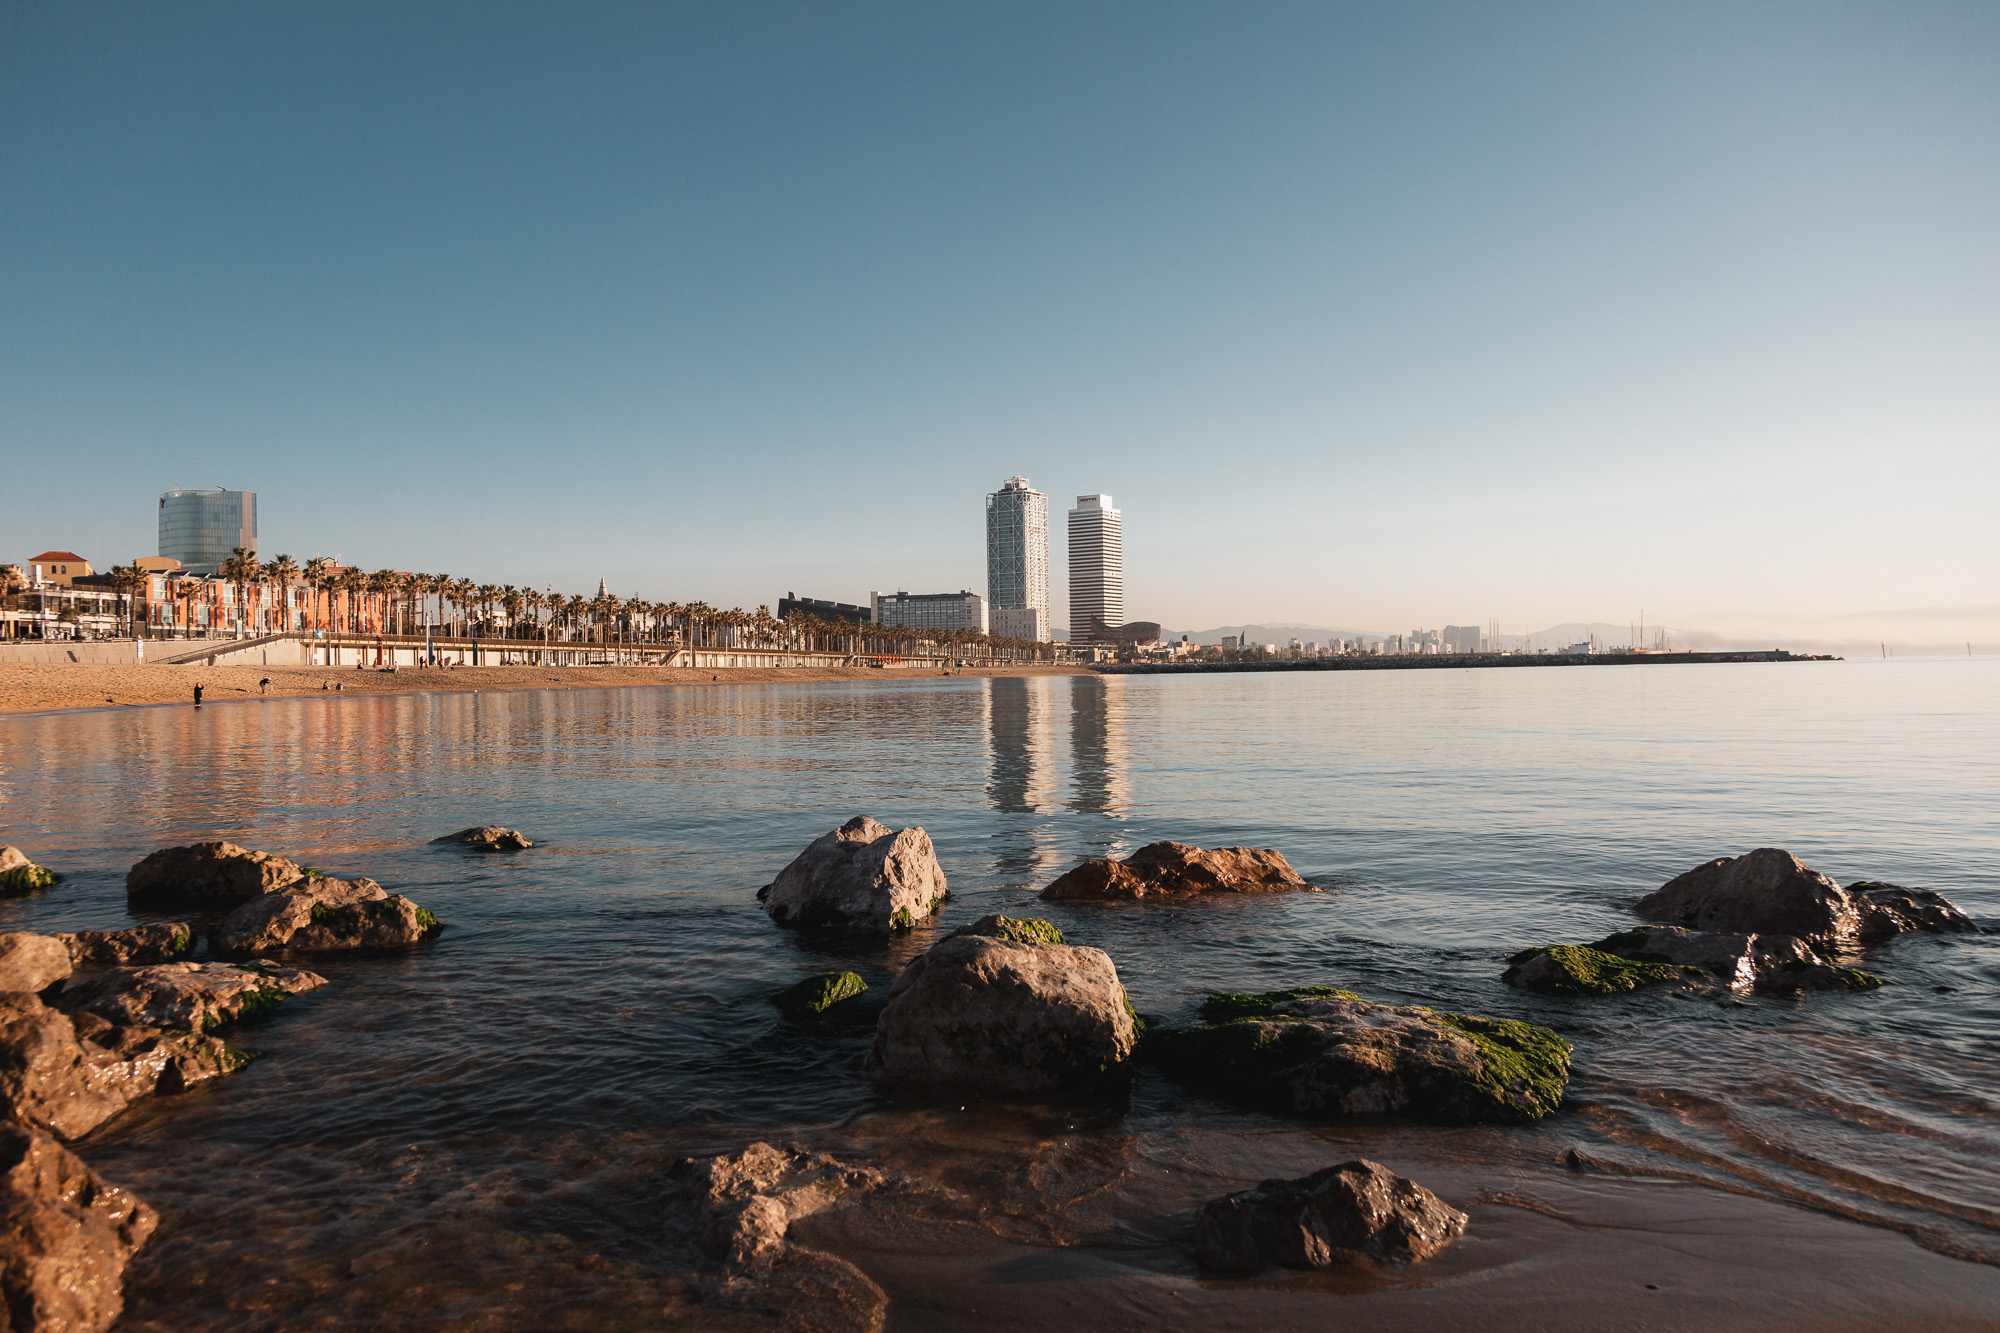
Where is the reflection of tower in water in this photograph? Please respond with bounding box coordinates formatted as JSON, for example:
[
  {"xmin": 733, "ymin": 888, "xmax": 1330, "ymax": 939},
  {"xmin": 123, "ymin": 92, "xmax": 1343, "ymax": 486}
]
[
  {"xmin": 1066, "ymin": 675, "xmax": 1129, "ymax": 816},
  {"xmin": 985, "ymin": 676, "xmax": 1056, "ymax": 814}
]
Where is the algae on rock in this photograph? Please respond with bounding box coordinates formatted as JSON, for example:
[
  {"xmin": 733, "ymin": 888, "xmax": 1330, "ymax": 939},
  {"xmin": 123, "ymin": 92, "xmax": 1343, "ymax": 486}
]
[
  {"xmin": 1502, "ymin": 945, "xmax": 1706, "ymax": 996},
  {"xmin": 772, "ymin": 971, "xmax": 868, "ymax": 1019}
]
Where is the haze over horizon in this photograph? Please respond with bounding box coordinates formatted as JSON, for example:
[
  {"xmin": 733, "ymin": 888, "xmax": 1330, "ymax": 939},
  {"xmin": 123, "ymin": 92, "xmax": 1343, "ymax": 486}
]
[{"xmin": 4, "ymin": 3, "xmax": 1995, "ymax": 651}]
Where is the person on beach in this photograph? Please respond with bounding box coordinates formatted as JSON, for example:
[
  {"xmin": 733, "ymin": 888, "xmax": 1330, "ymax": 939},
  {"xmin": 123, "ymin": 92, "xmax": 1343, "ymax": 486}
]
[
  {"xmin": 259, "ymin": 677, "xmax": 270, "ymax": 694},
  {"xmin": 193, "ymin": 683, "xmax": 204, "ymax": 706}
]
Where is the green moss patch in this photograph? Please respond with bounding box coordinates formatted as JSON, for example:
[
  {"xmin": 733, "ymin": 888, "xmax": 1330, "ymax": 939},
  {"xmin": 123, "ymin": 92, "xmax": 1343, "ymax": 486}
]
[
  {"xmin": 1197, "ymin": 986, "xmax": 1362, "ymax": 1024},
  {"xmin": 0, "ymin": 863, "xmax": 59, "ymax": 895},
  {"xmin": 1423, "ymin": 1010, "xmax": 1572, "ymax": 1122},
  {"xmin": 169, "ymin": 925, "xmax": 194, "ymax": 955},
  {"xmin": 1504, "ymin": 944, "xmax": 1703, "ymax": 995},
  {"xmin": 414, "ymin": 905, "xmax": 440, "ymax": 932},
  {"xmin": 890, "ymin": 907, "xmax": 915, "ymax": 931},
  {"xmin": 949, "ymin": 916, "xmax": 1067, "ymax": 947},
  {"xmin": 772, "ymin": 970, "xmax": 868, "ymax": 1019}
]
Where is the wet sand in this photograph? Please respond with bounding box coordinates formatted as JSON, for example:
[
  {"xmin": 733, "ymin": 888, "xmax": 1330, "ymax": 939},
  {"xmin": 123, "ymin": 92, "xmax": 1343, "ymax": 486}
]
[{"xmin": 0, "ymin": 660, "xmax": 1089, "ymax": 715}]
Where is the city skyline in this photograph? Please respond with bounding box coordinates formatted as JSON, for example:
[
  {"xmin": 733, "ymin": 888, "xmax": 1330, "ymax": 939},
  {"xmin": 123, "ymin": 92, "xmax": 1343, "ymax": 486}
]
[{"xmin": 2, "ymin": 4, "xmax": 1994, "ymax": 650}]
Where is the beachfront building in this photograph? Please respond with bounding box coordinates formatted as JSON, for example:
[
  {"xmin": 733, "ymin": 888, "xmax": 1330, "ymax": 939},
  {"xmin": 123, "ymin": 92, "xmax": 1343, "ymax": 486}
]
[
  {"xmin": 986, "ymin": 476, "xmax": 1052, "ymax": 642},
  {"xmin": 1067, "ymin": 494, "xmax": 1123, "ymax": 644},
  {"xmin": 26, "ymin": 551, "xmax": 93, "ymax": 587},
  {"xmin": 158, "ymin": 487, "xmax": 256, "ymax": 575},
  {"xmin": 779, "ymin": 593, "xmax": 873, "ymax": 626},
  {"xmin": 871, "ymin": 589, "xmax": 988, "ymax": 636},
  {"xmin": 990, "ymin": 606, "xmax": 1047, "ymax": 641}
]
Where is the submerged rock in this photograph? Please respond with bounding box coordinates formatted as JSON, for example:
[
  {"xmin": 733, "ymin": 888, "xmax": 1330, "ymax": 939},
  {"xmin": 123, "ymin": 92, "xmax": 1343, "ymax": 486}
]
[
  {"xmin": 759, "ymin": 816, "xmax": 949, "ymax": 934},
  {"xmin": 662, "ymin": 1143, "xmax": 891, "ymax": 1332},
  {"xmin": 1195, "ymin": 1159, "xmax": 1467, "ymax": 1274},
  {"xmin": 1150, "ymin": 988, "xmax": 1570, "ymax": 1124},
  {"xmin": 0, "ymin": 846, "xmax": 60, "ymax": 896},
  {"xmin": 56, "ymin": 923, "xmax": 196, "ymax": 969},
  {"xmin": 53, "ymin": 960, "xmax": 325, "ymax": 1035},
  {"xmin": 1588, "ymin": 925, "xmax": 1882, "ymax": 993},
  {"xmin": 125, "ymin": 841, "xmax": 307, "ymax": 912},
  {"xmin": 0, "ymin": 933, "xmax": 73, "ymax": 995},
  {"xmin": 1635, "ymin": 849, "xmax": 1973, "ymax": 946},
  {"xmin": 866, "ymin": 918, "xmax": 1138, "ymax": 1093},
  {"xmin": 0, "ymin": 1119, "xmax": 157, "ymax": 1333},
  {"xmin": 947, "ymin": 914, "xmax": 1067, "ymax": 946},
  {"xmin": 1501, "ymin": 944, "xmax": 1706, "ymax": 996},
  {"xmin": 210, "ymin": 876, "xmax": 440, "ymax": 956},
  {"xmin": 433, "ymin": 825, "xmax": 533, "ymax": 851},
  {"xmin": 771, "ymin": 971, "xmax": 867, "ymax": 1020},
  {"xmin": 1040, "ymin": 842, "xmax": 1317, "ymax": 901}
]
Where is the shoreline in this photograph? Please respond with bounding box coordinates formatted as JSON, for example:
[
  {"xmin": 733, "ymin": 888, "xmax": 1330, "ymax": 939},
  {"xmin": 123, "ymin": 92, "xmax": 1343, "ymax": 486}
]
[{"xmin": 0, "ymin": 660, "xmax": 1092, "ymax": 718}]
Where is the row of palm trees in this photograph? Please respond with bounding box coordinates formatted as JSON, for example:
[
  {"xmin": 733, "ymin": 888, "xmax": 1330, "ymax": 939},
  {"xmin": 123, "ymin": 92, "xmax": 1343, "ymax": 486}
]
[{"xmin": 146, "ymin": 549, "xmax": 1056, "ymax": 661}]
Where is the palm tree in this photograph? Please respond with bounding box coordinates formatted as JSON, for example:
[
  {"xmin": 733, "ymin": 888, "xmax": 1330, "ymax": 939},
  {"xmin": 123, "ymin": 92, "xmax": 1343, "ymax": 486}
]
[
  {"xmin": 336, "ymin": 567, "xmax": 367, "ymax": 633},
  {"xmin": 219, "ymin": 548, "xmax": 260, "ymax": 636},
  {"xmin": 303, "ymin": 557, "xmax": 334, "ymax": 635},
  {"xmin": 264, "ymin": 555, "xmax": 299, "ymax": 633},
  {"xmin": 104, "ymin": 565, "xmax": 144, "ymax": 638}
]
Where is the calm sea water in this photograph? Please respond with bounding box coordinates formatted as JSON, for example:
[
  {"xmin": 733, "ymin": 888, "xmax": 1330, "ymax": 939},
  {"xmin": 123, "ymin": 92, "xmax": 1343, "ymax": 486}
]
[{"xmin": 2, "ymin": 661, "xmax": 1995, "ymax": 1327}]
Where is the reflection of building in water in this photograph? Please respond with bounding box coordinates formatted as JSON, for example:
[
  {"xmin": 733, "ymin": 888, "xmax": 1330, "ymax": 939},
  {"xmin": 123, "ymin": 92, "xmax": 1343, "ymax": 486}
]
[
  {"xmin": 985, "ymin": 676, "xmax": 1057, "ymax": 814},
  {"xmin": 1066, "ymin": 675, "xmax": 1130, "ymax": 815}
]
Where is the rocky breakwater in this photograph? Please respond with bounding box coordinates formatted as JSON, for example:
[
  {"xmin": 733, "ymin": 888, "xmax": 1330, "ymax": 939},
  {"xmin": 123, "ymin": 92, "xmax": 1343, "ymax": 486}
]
[
  {"xmin": 433, "ymin": 826, "xmax": 533, "ymax": 851},
  {"xmin": 1504, "ymin": 848, "xmax": 1975, "ymax": 997},
  {"xmin": 866, "ymin": 915, "xmax": 1139, "ymax": 1093},
  {"xmin": 0, "ymin": 845, "xmax": 60, "ymax": 896},
  {"xmin": 1196, "ymin": 1159, "xmax": 1468, "ymax": 1275},
  {"xmin": 1040, "ymin": 841, "xmax": 1318, "ymax": 901},
  {"xmin": 1150, "ymin": 986, "xmax": 1570, "ymax": 1123},
  {"xmin": 1, "ymin": 930, "xmax": 320, "ymax": 1331},
  {"xmin": 759, "ymin": 816, "xmax": 948, "ymax": 933}
]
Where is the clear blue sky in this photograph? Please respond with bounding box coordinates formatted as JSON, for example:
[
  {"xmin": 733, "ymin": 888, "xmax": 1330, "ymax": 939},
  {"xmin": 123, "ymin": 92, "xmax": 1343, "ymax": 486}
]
[{"xmin": 4, "ymin": 2, "xmax": 1995, "ymax": 645}]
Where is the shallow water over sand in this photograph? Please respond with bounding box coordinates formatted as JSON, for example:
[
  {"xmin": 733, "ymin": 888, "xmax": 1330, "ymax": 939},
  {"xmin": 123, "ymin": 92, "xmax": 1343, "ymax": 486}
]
[{"xmin": 2, "ymin": 660, "xmax": 1997, "ymax": 1327}]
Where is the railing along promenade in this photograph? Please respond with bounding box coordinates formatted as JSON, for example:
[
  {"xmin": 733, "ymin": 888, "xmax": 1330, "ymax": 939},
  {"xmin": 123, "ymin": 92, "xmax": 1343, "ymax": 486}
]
[
  {"xmin": 142, "ymin": 630, "xmax": 1051, "ymax": 671},
  {"xmin": 1098, "ymin": 649, "xmax": 1840, "ymax": 676}
]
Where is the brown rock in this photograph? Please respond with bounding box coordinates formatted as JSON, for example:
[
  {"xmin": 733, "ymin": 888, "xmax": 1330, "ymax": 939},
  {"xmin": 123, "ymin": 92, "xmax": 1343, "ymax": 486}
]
[
  {"xmin": 0, "ymin": 934, "xmax": 72, "ymax": 995},
  {"xmin": 1195, "ymin": 1159, "xmax": 1467, "ymax": 1274},
  {"xmin": 125, "ymin": 841, "xmax": 307, "ymax": 912},
  {"xmin": 210, "ymin": 877, "xmax": 440, "ymax": 955},
  {"xmin": 53, "ymin": 960, "xmax": 325, "ymax": 1034},
  {"xmin": 1637, "ymin": 849, "xmax": 1975, "ymax": 946},
  {"xmin": 865, "ymin": 927, "xmax": 1137, "ymax": 1092},
  {"xmin": 1040, "ymin": 841, "xmax": 1316, "ymax": 901},
  {"xmin": 667, "ymin": 1141, "xmax": 891, "ymax": 1266},
  {"xmin": 1589, "ymin": 925, "xmax": 1884, "ymax": 993},
  {"xmin": 0, "ymin": 996, "xmax": 129, "ymax": 1140},
  {"xmin": 759, "ymin": 816, "xmax": 949, "ymax": 933},
  {"xmin": 0, "ymin": 1119, "xmax": 157, "ymax": 1333},
  {"xmin": 55, "ymin": 923, "xmax": 196, "ymax": 969},
  {"xmin": 433, "ymin": 826, "xmax": 533, "ymax": 851}
]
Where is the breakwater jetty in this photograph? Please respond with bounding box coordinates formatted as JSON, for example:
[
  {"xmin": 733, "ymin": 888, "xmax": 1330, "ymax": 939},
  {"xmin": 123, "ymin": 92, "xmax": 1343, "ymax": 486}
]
[{"xmin": 1100, "ymin": 649, "xmax": 1839, "ymax": 676}]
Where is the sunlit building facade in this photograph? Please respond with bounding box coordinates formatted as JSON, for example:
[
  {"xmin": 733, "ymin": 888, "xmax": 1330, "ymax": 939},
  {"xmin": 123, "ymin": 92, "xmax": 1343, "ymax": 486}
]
[
  {"xmin": 986, "ymin": 476, "xmax": 1051, "ymax": 642},
  {"xmin": 1066, "ymin": 493, "xmax": 1122, "ymax": 644},
  {"xmin": 158, "ymin": 488, "xmax": 256, "ymax": 576}
]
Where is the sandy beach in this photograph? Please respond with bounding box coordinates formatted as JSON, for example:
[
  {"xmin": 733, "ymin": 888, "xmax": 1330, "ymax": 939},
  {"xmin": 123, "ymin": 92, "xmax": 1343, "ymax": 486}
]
[{"xmin": 0, "ymin": 660, "xmax": 1091, "ymax": 716}]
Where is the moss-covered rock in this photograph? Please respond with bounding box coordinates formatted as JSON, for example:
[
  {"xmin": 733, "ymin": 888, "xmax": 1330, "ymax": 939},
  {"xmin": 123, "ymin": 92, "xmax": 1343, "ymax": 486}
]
[
  {"xmin": 1502, "ymin": 945, "xmax": 1705, "ymax": 996},
  {"xmin": 771, "ymin": 971, "xmax": 868, "ymax": 1019},
  {"xmin": 0, "ymin": 863, "xmax": 59, "ymax": 896},
  {"xmin": 1149, "ymin": 987, "xmax": 1570, "ymax": 1124},
  {"xmin": 947, "ymin": 915, "xmax": 1066, "ymax": 947}
]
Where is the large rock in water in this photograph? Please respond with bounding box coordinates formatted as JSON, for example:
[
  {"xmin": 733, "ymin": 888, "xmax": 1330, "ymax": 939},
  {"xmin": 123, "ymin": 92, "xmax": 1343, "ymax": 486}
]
[
  {"xmin": 1635, "ymin": 849, "xmax": 1973, "ymax": 945},
  {"xmin": 0, "ymin": 1119, "xmax": 157, "ymax": 1333},
  {"xmin": 865, "ymin": 915, "xmax": 1138, "ymax": 1092},
  {"xmin": 1195, "ymin": 1159, "xmax": 1468, "ymax": 1274},
  {"xmin": 759, "ymin": 816, "xmax": 949, "ymax": 933},
  {"xmin": 0, "ymin": 845, "xmax": 60, "ymax": 896},
  {"xmin": 1592, "ymin": 926, "xmax": 1881, "ymax": 992},
  {"xmin": 1150, "ymin": 987, "xmax": 1570, "ymax": 1124},
  {"xmin": 1041, "ymin": 841, "xmax": 1316, "ymax": 901},
  {"xmin": 125, "ymin": 841, "xmax": 306, "ymax": 911},
  {"xmin": 209, "ymin": 877, "xmax": 440, "ymax": 955},
  {"xmin": 433, "ymin": 825, "xmax": 532, "ymax": 851},
  {"xmin": 54, "ymin": 960, "xmax": 325, "ymax": 1034},
  {"xmin": 55, "ymin": 923, "xmax": 196, "ymax": 969}
]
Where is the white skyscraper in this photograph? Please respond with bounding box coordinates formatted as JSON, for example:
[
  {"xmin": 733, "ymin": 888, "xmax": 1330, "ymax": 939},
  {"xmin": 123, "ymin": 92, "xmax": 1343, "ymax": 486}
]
[
  {"xmin": 986, "ymin": 476, "xmax": 1052, "ymax": 642},
  {"xmin": 1067, "ymin": 493, "xmax": 1123, "ymax": 643}
]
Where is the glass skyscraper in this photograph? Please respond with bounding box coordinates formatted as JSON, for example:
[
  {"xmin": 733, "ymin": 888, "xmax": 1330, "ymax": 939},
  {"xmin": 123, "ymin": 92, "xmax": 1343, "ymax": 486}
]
[
  {"xmin": 985, "ymin": 476, "xmax": 1051, "ymax": 642},
  {"xmin": 158, "ymin": 488, "xmax": 256, "ymax": 575},
  {"xmin": 1067, "ymin": 493, "xmax": 1123, "ymax": 644}
]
